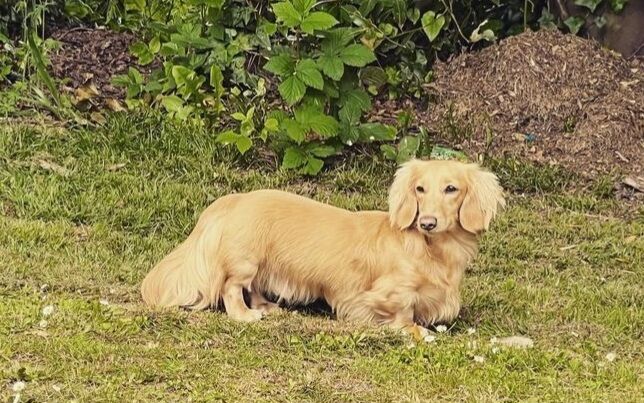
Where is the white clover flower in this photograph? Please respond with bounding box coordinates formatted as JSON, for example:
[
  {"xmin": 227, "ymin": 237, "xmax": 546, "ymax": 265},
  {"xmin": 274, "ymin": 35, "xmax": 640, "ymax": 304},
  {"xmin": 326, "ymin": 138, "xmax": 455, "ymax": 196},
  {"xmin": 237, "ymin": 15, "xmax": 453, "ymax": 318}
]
[
  {"xmin": 42, "ymin": 305, "xmax": 55, "ymax": 317},
  {"xmin": 605, "ymin": 352, "xmax": 617, "ymax": 362},
  {"xmin": 473, "ymin": 355, "xmax": 485, "ymax": 363},
  {"xmin": 492, "ymin": 347, "xmax": 500, "ymax": 354},
  {"xmin": 346, "ymin": 140, "xmax": 353, "ymax": 146},
  {"xmin": 12, "ymin": 381, "xmax": 26, "ymax": 392},
  {"xmin": 435, "ymin": 325, "xmax": 447, "ymax": 333},
  {"xmin": 39, "ymin": 320, "xmax": 48, "ymax": 328},
  {"xmin": 423, "ymin": 335, "xmax": 436, "ymax": 343},
  {"xmin": 369, "ymin": 136, "xmax": 375, "ymax": 141},
  {"xmin": 467, "ymin": 327, "xmax": 476, "ymax": 335}
]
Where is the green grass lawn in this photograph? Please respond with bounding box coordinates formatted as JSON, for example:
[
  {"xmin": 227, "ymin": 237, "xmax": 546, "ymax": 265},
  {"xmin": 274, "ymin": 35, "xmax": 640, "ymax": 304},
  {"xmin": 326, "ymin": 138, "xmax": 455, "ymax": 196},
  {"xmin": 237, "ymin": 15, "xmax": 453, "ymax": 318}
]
[{"xmin": 1, "ymin": 113, "xmax": 642, "ymax": 402}]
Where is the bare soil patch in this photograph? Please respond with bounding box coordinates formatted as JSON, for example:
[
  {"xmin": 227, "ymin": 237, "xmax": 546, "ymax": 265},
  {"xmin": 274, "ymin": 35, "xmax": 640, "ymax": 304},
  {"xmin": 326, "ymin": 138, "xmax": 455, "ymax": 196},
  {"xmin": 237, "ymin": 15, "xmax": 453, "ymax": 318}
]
[{"xmin": 424, "ymin": 29, "xmax": 643, "ymax": 183}]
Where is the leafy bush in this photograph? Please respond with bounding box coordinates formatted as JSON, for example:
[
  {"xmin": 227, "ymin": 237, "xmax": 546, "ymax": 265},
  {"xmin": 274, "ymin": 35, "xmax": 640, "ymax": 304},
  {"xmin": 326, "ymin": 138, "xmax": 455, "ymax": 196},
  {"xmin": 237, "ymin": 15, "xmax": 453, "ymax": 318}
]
[{"xmin": 1, "ymin": 0, "xmax": 630, "ymax": 174}]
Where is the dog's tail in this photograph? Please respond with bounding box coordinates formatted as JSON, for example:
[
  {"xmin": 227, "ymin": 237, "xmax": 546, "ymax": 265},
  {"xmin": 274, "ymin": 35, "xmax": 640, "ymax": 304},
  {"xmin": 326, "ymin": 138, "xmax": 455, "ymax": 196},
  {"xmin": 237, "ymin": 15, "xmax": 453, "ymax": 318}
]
[{"xmin": 141, "ymin": 204, "xmax": 227, "ymax": 310}]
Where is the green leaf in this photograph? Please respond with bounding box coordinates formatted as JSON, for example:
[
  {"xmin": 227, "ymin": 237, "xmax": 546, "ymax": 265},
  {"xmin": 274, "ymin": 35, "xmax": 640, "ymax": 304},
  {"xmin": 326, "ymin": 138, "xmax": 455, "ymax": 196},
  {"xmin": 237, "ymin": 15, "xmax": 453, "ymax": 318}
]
[
  {"xmin": 171, "ymin": 65, "xmax": 194, "ymax": 86},
  {"xmin": 282, "ymin": 119, "xmax": 306, "ymax": 143},
  {"xmin": 339, "ymin": 44, "xmax": 376, "ymax": 67},
  {"xmin": 161, "ymin": 95, "xmax": 184, "ymax": 112},
  {"xmin": 235, "ymin": 136, "xmax": 252, "ymax": 154},
  {"xmin": 264, "ymin": 117, "xmax": 279, "ymax": 131},
  {"xmin": 124, "ymin": 0, "xmax": 146, "ymax": 12},
  {"xmin": 564, "ymin": 16, "xmax": 584, "ymax": 34},
  {"xmin": 421, "ymin": 11, "xmax": 446, "ymax": 42},
  {"xmin": 301, "ymin": 12, "xmax": 339, "ymax": 34},
  {"xmin": 430, "ymin": 145, "xmax": 468, "ymax": 162},
  {"xmin": 279, "ymin": 76, "xmax": 307, "ymax": 105},
  {"xmin": 407, "ymin": 7, "xmax": 421, "ymax": 25},
  {"xmin": 293, "ymin": 0, "xmax": 315, "ymax": 14},
  {"xmin": 27, "ymin": 32, "xmax": 62, "ymax": 110},
  {"xmin": 232, "ymin": 112, "xmax": 246, "ymax": 121},
  {"xmin": 344, "ymin": 89, "xmax": 372, "ymax": 111},
  {"xmin": 295, "ymin": 59, "xmax": 324, "ymax": 90},
  {"xmin": 359, "ymin": 123, "xmax": 396, "ymax": 141},
  {"xmin": 308, "ymin": 145, "xmax": 336, "ymax": 157},
  {"xmin": 321, "ymin": 28, "xmax": 357, "ymax": 53},
  {"xmin": 609, "ymin": 0, "xmax": 628, "ymax": 12},
  {"xmin": 302, "ymin": 156, "xmax": 324, "ymax": 175},
  {"xmin": 272, "ymin": 1, "xmax": 302, "ymax": 28},
  {"xmin": 65, "ymin": 0, "xmax": 91, "ymax": 18},
  {"xmin": 391, "ymin": 0, "xmax": 407, "ymax": 28},
  {"xmin": 216, "ymin": 130, "xmax": 239, "ymax": 144},
  {"xmin": 574, "ymin": 0, "xmax": 602, "ymax": 12},
  {"xmin": 317, "ymin": 54, "xmax": 344, "ymax": 80},
  {"xmin": 149, "ymin": 36, "xmax": 161, "ymax": 54},
  {"xmin": 308, "ymin": 113, "xmax": 339, "ymax": 137},
  {"xmin": 282, "ymin": 147, "xmax": 308, "ymax": 169},
  {"xmin": 360, "ymin": 66, "xmax": 387, "ymax": 88},
  {"xmin": 396, "ymin": 136, "xmax": 420, "ymax": 163},
  {"xmin": 210, "ymin": 65, "xmax": 224, "ymax": 95},
  {"xmin": 264, "ymin": 54, "xmax": 295, "ymax": 76}
]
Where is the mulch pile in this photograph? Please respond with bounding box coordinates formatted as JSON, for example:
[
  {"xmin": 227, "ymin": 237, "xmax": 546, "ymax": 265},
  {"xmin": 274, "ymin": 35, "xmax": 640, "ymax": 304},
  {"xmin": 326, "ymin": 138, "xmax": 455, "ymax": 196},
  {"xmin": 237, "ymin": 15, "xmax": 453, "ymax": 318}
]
[
  {"xmin": 49, "ymin": 28, "xmax": 156, "ymax": 109},
  {"xmin": 424, "ymin": 29, "xmax": 643, "ymax": 183}
]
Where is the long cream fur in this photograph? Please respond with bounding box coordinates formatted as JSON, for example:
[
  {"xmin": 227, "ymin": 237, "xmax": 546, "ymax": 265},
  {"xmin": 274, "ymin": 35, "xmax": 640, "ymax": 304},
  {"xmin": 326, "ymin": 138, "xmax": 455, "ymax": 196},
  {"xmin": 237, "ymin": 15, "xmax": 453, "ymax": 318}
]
[{"xmin": 141, "ymin": 159, "xmax": 505, "ymax": 331}]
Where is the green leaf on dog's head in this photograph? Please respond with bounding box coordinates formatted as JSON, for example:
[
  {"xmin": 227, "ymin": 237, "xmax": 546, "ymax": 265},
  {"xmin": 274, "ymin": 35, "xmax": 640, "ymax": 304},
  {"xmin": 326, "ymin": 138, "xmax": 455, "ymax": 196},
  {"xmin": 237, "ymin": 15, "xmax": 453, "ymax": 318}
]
[
  {"xmin": 301, "ymin": 12, "xmax": 339, "ymax": 34},
  {"xmin": 339, "ymin": 44, "xmax": 376, "ymax": 67},
  {"xmin": 279, "ymin": 76, "xmax": 307, "ymax": 105},
  {"xmin": 295, "ymin": 59, "xmax": 324, "ymax": 90},
  {"xmin": 272, "ymin": 1, "xmax": 302, "ymax": 28}
]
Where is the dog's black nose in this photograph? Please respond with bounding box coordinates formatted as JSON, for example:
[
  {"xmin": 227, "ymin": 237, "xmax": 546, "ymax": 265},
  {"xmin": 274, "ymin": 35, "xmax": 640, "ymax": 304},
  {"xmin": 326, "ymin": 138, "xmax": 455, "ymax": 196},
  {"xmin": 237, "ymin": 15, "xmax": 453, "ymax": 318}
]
[{"xmin": 419, "ymin": 216, "xmax": 437, "ymax": 231}]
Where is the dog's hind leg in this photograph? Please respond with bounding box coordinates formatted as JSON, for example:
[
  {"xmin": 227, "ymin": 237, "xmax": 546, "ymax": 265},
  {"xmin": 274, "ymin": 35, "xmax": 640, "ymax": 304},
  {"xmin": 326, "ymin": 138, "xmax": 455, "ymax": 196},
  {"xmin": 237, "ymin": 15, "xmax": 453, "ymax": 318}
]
[
  {"xmin": 249, "ymin": 291, "xmax": 281, "ymax": 314},
  {"xmin": 222, "ymin": 260, "xmax": 264, "ymax": 322}
]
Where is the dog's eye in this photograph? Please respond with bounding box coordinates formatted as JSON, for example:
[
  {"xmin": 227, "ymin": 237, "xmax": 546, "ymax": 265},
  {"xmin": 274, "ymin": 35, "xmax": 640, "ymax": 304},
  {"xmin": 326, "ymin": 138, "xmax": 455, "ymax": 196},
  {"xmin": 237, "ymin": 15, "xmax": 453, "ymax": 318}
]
[
  {"xmin": 415, "ymin": 186, "xmax": 425, "ymax": 193},
  {"xmin": 445, "ymin": 185, "xmax": 458, "ymax": 193}
]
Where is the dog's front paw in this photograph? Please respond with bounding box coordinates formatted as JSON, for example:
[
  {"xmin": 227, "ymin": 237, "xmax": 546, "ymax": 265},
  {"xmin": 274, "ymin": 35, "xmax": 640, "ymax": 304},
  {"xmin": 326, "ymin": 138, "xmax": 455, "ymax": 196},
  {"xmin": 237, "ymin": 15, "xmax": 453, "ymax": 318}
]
[
  {"xmin": 231, "ymin": 309, "xmax": 264, "ymax": 322},
  {"xmin": 403, "ymin": 324, "xmax": 430, "ymax": 341}
]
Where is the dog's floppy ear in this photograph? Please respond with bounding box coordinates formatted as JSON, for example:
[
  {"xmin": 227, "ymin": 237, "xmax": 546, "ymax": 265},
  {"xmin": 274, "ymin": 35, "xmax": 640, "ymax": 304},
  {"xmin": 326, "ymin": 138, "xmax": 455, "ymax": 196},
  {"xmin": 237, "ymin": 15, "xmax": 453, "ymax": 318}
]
[
  {"xmin": 388, "ymin": 159, "xmax": 419, "ymax": 230},
  {"xmin": 459, "ymin": 165, "xmax": 505, "ymax": 234}
]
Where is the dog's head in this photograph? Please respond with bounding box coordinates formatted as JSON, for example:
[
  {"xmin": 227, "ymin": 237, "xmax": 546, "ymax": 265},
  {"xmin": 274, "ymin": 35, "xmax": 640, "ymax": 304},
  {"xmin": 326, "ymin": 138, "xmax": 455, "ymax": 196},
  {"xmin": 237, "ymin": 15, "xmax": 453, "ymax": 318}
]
[{"xmin": 388, "ymin": 159, "xmax": 505, "ymax": 235}]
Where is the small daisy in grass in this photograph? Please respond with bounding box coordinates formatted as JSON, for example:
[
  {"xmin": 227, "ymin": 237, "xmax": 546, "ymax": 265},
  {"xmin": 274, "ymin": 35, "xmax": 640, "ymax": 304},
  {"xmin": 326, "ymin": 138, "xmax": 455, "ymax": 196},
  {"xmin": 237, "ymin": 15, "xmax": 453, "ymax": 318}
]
[{"xmin": 42, "ymin": 305, "xmax": 54, "ymax": 317}]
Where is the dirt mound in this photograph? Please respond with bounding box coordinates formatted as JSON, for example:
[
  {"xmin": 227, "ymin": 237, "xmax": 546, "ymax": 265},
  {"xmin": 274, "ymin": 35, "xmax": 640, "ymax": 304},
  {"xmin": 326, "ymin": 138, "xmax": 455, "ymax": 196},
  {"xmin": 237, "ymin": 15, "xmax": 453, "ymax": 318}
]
[
  {"xmin": 49, "ymin": 28, "xmax": 155, "ymax": 109},
  {"xmin": 425, "ymin": 29, "xmax": 643, "ymax": 181}
]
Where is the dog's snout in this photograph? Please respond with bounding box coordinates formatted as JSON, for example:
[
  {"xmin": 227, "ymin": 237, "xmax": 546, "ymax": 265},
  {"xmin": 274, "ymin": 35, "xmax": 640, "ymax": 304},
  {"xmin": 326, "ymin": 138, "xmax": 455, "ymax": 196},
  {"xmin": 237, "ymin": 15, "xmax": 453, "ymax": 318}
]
[{"xmin": 419, "ymin": 216, "xmax": 438, "ymax": 231}]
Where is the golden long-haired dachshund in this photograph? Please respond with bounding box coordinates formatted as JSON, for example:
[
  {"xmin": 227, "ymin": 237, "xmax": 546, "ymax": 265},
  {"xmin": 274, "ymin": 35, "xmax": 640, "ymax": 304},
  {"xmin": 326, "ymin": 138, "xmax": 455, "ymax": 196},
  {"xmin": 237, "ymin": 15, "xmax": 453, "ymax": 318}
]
[{"xmin": 141, "ymin": 159, "xmax": 505, "ymax": 334}]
